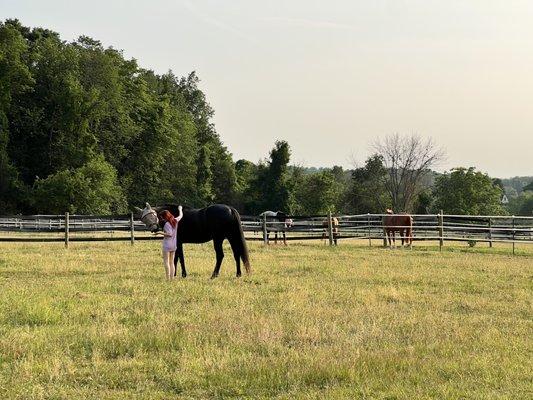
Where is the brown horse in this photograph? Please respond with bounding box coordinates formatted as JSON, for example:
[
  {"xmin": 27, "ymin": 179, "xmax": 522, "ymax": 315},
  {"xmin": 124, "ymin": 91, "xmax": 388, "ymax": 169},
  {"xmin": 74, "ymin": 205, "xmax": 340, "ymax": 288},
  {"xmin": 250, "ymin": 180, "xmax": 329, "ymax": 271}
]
[
  {"xmin": 322, "ymin": 217, "xmax": 340, "ymax": 245},
  {"xmin": 383, "ymin": 209, "xmax": 413, "ymax": 248}
]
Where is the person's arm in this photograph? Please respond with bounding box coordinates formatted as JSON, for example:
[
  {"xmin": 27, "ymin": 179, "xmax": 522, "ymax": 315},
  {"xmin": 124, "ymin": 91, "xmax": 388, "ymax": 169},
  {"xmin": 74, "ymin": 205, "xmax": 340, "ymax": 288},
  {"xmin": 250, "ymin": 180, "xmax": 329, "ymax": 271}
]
[
  {"xmin": 154, "ymin": 222, "xmax": 173, "ymax": 237},
  {"xmin": 163, "ymin": 222, "xmax": 173, "ymax": 237},
  {"xmin": 176, "ymin": 205, "xmax": 183, "ymax": 222}
]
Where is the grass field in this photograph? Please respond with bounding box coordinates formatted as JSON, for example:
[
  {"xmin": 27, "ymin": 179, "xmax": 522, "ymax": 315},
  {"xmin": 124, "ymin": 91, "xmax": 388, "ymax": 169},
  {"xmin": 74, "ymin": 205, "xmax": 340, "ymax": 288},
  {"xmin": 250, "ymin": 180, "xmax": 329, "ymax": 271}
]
[{"xmin": 0, "ymin": 240, "xmax": 532, "ymax": 399}]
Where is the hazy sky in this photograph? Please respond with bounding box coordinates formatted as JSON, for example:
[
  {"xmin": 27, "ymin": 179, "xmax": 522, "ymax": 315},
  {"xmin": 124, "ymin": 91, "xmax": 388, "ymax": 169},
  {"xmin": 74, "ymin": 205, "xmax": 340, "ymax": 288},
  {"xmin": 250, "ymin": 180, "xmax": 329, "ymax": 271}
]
[{"xmin": 2, "ymin": 0, "xmax": 532, "ymax": 177}]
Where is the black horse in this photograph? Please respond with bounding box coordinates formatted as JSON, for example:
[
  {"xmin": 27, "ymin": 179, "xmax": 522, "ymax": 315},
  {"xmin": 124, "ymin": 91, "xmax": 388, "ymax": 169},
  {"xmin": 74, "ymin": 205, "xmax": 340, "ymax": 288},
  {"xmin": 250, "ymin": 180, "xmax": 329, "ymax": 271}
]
[{"xmin": 136, "ymin": 203, "xmax": 251, "ymax": 278}]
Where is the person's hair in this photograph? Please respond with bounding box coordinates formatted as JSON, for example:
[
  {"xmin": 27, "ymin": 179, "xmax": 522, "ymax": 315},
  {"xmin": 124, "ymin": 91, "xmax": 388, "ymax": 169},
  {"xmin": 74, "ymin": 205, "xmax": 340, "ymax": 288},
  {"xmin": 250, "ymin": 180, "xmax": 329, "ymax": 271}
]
[{"xmin": 160, "ymin": 210, "xmax": 177, "ymax": 228}]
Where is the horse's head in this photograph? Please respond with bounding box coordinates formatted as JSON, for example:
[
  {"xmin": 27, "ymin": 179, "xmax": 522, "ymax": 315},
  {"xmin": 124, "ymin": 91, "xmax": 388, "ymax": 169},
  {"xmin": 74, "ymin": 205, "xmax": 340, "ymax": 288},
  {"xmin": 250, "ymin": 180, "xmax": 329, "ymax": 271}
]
[
  {"xmin": 386, "ymin": 209, "xmax": 394, "ymax": 214},
  {"xmin": 135, "ymin": 202, "xmax": 160, "ymax": 232}
]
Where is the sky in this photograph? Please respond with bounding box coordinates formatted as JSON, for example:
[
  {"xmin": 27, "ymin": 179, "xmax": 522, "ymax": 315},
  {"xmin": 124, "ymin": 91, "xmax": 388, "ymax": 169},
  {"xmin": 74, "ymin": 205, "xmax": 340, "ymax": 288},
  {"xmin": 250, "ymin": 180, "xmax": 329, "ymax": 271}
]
[{"xmin": 2, "ymin": 0, "xmax": 532, "ymax": 177}]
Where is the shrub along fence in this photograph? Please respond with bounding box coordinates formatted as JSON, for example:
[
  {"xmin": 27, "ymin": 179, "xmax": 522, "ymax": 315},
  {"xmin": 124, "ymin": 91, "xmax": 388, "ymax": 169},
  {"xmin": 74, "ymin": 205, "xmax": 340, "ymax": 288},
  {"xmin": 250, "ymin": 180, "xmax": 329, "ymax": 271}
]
[{"xmin": 0, "ymin": 212, "xmax": 531, "ymax": 254}]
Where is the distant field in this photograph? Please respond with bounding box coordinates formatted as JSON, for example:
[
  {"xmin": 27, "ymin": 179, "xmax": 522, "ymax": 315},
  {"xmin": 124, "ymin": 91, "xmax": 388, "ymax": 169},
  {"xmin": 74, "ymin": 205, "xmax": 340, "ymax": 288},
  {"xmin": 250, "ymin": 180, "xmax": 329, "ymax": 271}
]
[{"xmin": 0, "ymin": 241, "xmax": 531, "ymax": 399}]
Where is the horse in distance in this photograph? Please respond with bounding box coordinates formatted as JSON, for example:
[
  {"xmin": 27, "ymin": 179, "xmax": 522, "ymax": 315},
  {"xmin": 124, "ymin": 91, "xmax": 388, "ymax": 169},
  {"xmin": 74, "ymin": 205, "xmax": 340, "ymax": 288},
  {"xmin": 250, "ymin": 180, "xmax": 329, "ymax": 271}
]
[
  {"xmin": 259, "ymin": 211, "xmax": 293, "ymax": 245},
  {"xmin": 383, "ymin": 209, "xmax": 413, "ymax": 248}
]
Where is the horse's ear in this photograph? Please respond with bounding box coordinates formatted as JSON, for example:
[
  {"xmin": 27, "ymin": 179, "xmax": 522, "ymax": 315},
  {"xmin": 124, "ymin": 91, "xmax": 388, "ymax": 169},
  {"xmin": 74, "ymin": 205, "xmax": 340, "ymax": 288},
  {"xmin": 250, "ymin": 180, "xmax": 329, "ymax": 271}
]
[{"xmin": 145, "ymin": 202, "xmax": 151, "ymax": 209}]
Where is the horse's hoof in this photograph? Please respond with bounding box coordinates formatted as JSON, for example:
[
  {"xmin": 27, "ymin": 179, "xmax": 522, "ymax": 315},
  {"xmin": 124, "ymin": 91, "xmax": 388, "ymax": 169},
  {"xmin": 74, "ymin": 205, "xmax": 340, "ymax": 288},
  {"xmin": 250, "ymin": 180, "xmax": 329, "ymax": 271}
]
[
  {"xmin": 236, "ymin": 273, "xmax": 242, "ymax": 278},
  {"xmin": 210, "ymin": 274, "xmax": 218, "ymax": 279},
  {"xmin": 182, "ymin": 273, "xmax": 187, "ymax": 278}
]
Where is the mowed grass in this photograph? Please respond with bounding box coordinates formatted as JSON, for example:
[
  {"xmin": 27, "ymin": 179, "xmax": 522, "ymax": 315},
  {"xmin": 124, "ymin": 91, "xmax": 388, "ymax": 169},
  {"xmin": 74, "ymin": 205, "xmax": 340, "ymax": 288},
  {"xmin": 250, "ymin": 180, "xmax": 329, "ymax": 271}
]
[{"xmin": 0, "ymin": 240, "xmax": 531, "ymax": 399}]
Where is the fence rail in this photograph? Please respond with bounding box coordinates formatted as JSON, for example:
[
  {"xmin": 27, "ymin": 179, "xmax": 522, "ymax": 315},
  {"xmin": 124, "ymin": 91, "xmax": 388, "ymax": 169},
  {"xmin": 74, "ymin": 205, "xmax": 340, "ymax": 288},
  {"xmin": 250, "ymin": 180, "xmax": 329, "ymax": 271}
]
[{"xmin": 0, "ymin": 212, "xmax": 531, "ymax": 253}]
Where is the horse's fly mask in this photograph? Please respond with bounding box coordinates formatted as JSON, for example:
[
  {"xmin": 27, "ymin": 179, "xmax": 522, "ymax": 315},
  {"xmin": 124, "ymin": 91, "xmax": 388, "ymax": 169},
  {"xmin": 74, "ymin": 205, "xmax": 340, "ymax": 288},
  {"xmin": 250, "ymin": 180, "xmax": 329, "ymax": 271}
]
[{"xmin": 140, "ymin": 203, "xmax": 159, "ymax": 232}]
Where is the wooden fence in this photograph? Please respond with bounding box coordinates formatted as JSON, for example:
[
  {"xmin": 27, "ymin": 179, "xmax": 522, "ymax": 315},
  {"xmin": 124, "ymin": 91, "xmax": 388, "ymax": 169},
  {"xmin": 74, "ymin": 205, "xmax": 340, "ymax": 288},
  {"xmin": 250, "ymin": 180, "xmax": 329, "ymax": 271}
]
[
  {"xmin": 0, "ymin": 212, "xmax": 532, "ymax": 253},
  {"xmin": 241, "ymin": 213, "xmax": 533, "ymax": 252}
]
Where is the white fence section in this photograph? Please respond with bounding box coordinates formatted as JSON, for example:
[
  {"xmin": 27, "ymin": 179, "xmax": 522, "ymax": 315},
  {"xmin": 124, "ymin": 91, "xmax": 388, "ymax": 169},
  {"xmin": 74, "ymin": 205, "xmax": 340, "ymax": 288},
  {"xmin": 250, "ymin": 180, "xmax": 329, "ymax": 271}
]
[
  {"xmin": 0, "ymin": 213, "xmax": 531, "ymax": 253},
  {"xmin": 240, "ymin": 213, "xmax": 533, "ymax": 245}
]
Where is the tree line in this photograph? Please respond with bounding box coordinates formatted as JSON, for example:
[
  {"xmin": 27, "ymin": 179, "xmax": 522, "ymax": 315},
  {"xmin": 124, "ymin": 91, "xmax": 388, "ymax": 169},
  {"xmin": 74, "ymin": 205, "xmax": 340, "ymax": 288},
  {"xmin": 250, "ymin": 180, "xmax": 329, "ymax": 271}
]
[{"xmin": 1, "ymin": 20, "xmax": 531, "ymax": 216}]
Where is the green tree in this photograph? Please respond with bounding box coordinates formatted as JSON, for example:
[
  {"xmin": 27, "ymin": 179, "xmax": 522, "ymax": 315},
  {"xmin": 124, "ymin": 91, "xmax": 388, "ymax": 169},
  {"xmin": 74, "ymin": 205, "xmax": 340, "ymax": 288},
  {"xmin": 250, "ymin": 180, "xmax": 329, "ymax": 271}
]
[
  {"xmin": 264, "ymin": 141, "xmax": 291, "ymax": 212},
  {"xmin": 211, "ymin": 147, "xmax": 237, "ymax": 204},
  {"xmin": 415, "ymin": 190, "xmax": 433, "ymax": 214},
  {"xmin": 1, "ymin": 20, "xmax": 226, "ymax": 212},
  {"xmin": 523, "ymin": 181, "xmax": 533, "ymax": 192},
  {"xmin": 507, "ymin": 192, "xmax": 533, "ymax": 216},
  {"xmin": 0, "ymin": 21, "xmax": 33, "ymax": 212},
  {"xmin": 433, "ymin": 167, "xmax": 505, "ymax": 215},
  {"xmin": 233, "ymin": 159, "xmax": 258, "ymax": 212},
  {"xmin": 294, "ymin": 170, "xmax": 340, "ymax": 215},
  {"xmin": 195, "ymin": 146, "xmax": 213, "ymax": 204},
  {"xmin": 33, "ymin": 156, "xmax": 126, "ymax": 214},
  {"xmin": 241, "ymin": 141, "xmax": 292, "ymax": 214},
  {"xmin": 349, "ymin": 155, "xmax": 390, "ymax": 213},
  {"xmin": 176, "ymin": 71, "xmax": 237, "ymax": 204},
  {"xmin": 242, "ymin": 162, "xmax": 269, "ymax": 214}
]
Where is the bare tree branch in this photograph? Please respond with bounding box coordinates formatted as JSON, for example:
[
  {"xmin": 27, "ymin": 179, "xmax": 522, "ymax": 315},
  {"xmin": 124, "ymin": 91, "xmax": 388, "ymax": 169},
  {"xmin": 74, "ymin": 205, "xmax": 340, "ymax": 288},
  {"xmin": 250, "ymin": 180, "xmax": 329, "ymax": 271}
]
[{"xmin": 373, "ymin": 134, "xmax": 445, "ymax": 212}]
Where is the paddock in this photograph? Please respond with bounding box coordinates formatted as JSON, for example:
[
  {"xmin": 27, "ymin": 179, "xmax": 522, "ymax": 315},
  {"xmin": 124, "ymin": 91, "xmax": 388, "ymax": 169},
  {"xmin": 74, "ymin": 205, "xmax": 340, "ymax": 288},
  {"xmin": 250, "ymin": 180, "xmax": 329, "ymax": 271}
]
[{"xmin": 0, "ymin": 240, "xmax": 531, "ymax": 398}]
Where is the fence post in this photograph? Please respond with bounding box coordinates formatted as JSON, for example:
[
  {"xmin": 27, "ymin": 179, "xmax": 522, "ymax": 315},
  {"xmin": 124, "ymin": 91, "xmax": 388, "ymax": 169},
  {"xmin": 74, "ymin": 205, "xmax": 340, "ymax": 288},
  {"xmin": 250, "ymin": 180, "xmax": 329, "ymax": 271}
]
[
  {"xmin": 328, "ymin": 212, "xmax": 334, "ymax": 246},
  {"xmin": 262, "ymin": 213, "xmax": 268, "ymax": 245},
  {"xmin": 488, "ymin": 218, "xmax": 493, "ymax": 248},
  {"xmin": 64, "ymin": 212, "xmax": 69, "ymax": 248},
  {"xmin": 512, "ymin": 216, "xmax": 515, "ymax": 255},
  {"xmin": 438, "ymin": 210, "xmax": 444, "ymax": 251},
  {"xmin": 130, "ymin": 212, "xmax": 135, "ymax": 245},
  {"xmin": 367, "ymin": 213, "xmax": 372, "ymax": 247},
  {"xmin": 382, "ymin": 215, "xmax": 388, "ymax": 247}
]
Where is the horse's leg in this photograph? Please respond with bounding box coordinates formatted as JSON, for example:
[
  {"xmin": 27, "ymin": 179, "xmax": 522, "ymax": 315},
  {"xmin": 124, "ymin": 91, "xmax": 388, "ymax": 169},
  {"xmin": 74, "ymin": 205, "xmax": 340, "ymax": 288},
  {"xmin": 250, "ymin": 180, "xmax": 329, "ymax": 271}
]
[
  {"xmin": 228, "ymin": 236, "xmax": 242, "ymax": 277},
  {"xmin": 211, "ymin": 238, "xmax": 224, "ymax": 279},
  {"xmin": 176, "ymin": 242, "xmax": 186, "ymax": 278},
  {"xmin": 274, "ymin": 232, "xmax": 278, "ymax": 245},
  {"xmin": 283, "ymin": 231, "xmax": 287, "ymax": 246}
]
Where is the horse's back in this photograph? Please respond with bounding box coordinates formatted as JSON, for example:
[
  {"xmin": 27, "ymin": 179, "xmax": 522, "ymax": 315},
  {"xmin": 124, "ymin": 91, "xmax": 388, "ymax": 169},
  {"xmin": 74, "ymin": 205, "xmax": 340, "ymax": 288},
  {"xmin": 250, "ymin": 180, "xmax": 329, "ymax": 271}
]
[
  {"xmin": 177, "ymin": 204, "xmax": 237, "ymax": 243},
  {"xmin": 384, "ymin": 214, "xmax": 412, "ymax": 229}
]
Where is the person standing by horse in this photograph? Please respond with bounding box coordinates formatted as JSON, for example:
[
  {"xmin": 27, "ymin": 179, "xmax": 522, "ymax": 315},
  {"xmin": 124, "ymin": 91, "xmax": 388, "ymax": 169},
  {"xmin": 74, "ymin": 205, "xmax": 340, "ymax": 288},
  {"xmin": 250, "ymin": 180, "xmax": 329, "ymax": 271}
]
[{"xmin": 154, "ymin": 206, "xmax": 183, "ymax": 280}]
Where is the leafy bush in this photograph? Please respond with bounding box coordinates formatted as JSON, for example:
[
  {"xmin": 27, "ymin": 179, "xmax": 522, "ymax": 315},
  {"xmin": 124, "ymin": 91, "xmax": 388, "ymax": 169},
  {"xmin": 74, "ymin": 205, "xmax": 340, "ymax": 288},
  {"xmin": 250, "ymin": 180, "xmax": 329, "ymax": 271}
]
[{"xmin": 33, "ymin": 157, "xmax": 126, "ymax": 214}]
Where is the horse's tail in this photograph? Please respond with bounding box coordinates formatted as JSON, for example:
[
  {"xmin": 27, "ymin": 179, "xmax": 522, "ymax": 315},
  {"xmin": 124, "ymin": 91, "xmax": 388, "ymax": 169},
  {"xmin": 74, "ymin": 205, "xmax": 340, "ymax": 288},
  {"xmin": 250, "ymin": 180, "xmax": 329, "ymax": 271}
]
[{"xmin": 231, "ymin": 208, "xmax": 251, "ymax": 274}]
